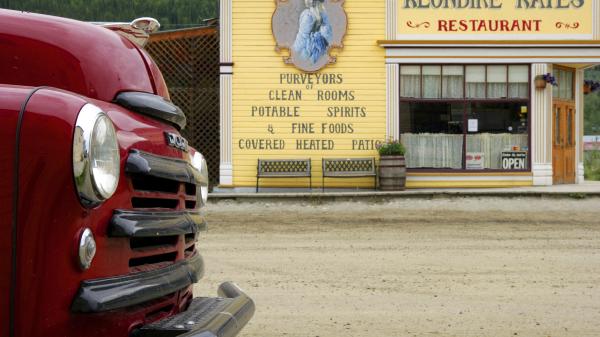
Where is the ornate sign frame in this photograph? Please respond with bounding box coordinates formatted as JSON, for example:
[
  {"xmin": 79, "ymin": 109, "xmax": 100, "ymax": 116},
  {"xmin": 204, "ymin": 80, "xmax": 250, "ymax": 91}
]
[{"xmin": 272, "ymin": 0, "xmax": 347, "ymax": 72}]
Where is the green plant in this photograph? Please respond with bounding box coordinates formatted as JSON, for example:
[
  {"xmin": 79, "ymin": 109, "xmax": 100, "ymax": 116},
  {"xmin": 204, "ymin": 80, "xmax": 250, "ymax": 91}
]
[
  {"xmin": 376, "ymin": 139, "xmax": 406, "ymax": 156},
  {"xmin": 584, "ymin": 149, "xmax": 600, "ymax": 181}
]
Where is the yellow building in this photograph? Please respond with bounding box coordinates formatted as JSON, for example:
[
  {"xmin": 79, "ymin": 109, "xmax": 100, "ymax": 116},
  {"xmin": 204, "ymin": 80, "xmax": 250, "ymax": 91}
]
[{"xmin": 219, "ymin": 0, "xmax": 600, "ymax": 190}]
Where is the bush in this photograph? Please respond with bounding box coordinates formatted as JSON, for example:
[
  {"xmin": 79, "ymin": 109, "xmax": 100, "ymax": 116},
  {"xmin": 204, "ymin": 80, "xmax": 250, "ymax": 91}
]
[
  {"xmin": 376, "ymin": 139, "xmax": 406, "ymax": 156},
  {"xmin": 584, "ymin": 150, "xmax": 600, "ymax": 181}
]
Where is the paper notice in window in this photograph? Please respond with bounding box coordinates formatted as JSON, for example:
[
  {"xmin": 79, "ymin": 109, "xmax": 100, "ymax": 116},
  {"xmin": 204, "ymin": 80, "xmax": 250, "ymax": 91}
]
[{"xmin": 468, "ymin": 119, "xmax": 478, "ymax": 132}]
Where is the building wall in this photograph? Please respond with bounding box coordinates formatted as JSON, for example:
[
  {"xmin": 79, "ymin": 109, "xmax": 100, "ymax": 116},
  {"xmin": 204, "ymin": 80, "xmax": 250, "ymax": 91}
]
[
  {"xmin": 230, "ymin": 0, "xmax": 387, "ymax": 188},
  {"xmin": 222, "ymin": 0, "xmax": 600, "ymax": 189}
]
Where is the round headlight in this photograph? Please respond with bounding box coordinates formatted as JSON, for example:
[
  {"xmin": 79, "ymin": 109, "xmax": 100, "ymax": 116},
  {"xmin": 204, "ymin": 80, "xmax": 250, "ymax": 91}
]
[
  {"xmin": 73, "ymin": 104, "xmax": 120, "ymax": 207},
  {"xmin": 192, "ymin": 152, "xmax": 209, "ymax": 206}
]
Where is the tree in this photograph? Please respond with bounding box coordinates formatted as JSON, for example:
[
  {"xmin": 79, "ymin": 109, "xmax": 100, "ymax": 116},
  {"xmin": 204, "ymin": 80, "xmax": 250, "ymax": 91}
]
[
  {"xmin": 2, "ymin": 0, "xmax": 218, "ymax": 30},
  {"xmin": 585, "ymin": 66, "xmax": 600, "ymax": 135}
]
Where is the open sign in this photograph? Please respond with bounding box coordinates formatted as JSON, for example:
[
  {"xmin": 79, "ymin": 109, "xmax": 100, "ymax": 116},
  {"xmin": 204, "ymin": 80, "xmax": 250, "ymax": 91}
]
[{"xmin": 502, "ymin": 151, "xmax": 527, "ymax": 170}]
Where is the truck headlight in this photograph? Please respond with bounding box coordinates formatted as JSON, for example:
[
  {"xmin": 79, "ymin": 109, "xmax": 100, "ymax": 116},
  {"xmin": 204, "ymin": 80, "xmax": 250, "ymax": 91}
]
[
  {"xmin": 73, "ymin": 104, "xmax": 120, "ymax": 207},
  {"xmin": 191, "ymin": 152, "xmax": 209, "ymax": 206}
]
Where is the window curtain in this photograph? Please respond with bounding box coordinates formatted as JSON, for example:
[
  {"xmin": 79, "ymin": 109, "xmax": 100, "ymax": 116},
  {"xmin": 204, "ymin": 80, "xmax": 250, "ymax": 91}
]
[
  {"xmin": 487, "ymin": 65, "xmax": 507, "ymax": 98},
  {"xmin": 442, "ymin": 66, "xmax": 464, "ymax": 98},
  {"xmin": 466, "ymin": 133, "xmax": 529, "ymax": 169},
  {"xmin": 402, "ymin": 133, "xmax": 463, "ymax": 169},
  {"xmin": 508, "ymin": 65, "xmax": 529, "ymax": 98},
  {"xmin": 423, "ymin": 65, "xmax": 441, "ymax": 99},
  {"xmin": 466, "ymin": 65, "xmax": 485, "ymax": 98},
  {"xmin": 400, "ymin": 65, "xmax": 421, "ymax": 98}
]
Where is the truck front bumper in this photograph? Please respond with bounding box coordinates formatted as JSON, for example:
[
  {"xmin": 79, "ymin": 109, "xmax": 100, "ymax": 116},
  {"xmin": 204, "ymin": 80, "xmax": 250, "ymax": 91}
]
[{"xmin": 134, "ymin": 282, "xmax": 255, "ymax": 337}]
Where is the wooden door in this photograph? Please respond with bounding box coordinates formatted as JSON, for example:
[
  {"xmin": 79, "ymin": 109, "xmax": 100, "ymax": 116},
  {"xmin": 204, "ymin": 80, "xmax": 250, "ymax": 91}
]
[{"xmin": 552, "ymin": 101, "xmax": 576, "ymax": 184}]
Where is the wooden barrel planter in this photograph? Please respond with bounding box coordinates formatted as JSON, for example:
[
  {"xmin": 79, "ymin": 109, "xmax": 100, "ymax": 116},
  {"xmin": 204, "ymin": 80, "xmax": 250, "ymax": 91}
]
[{"xmin": 378, "ymin": 155, "xmax": 406, "ymax": 191}]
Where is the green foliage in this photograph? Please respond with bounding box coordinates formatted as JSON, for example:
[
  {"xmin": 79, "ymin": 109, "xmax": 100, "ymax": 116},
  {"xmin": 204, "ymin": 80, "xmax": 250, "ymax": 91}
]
[
  {"xmin": 376, "ymin": 139, "xmax": 406, "ymax": 156},
  {"xmin": 584, "ymin": 149, "xmax": 600, "ymax": 181},
  {"xmin": 585, "ymin": 66, "xmax": 600, "ymax": 135},
  {"xmin": 2, "ymin": 0, "xmax": 218, "ymax": 30}
]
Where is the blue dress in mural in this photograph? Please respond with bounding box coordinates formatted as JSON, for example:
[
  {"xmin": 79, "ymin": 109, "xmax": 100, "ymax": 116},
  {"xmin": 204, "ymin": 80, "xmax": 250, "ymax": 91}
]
[{"xmin": 292, "ymin": 6, "xmax": 333, "ymax": 64}]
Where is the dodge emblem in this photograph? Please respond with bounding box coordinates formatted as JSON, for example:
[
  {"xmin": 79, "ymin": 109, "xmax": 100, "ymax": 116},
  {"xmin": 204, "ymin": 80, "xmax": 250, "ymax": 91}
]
[{"xmin": 165, "ymin": 132, "xmax": 188, "ymax": 152}]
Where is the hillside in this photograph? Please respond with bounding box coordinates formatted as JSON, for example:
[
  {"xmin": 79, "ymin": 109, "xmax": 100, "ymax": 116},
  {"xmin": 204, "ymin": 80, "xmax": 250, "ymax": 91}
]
[{"xmin": 1, "ymin": 0, "xmax": 218, "ymax": 30}]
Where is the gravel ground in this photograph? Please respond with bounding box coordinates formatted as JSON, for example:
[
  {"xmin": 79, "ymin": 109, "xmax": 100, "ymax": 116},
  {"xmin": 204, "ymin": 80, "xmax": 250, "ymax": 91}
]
[{"xmin": 194, "ymin": 197, "xmax": 600, "ymax": 337}]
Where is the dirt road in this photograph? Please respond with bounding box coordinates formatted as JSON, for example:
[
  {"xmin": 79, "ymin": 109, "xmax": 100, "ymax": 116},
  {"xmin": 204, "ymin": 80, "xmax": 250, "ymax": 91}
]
[{"xmin": 194, "ymin": 197, "xmax": 600, "ymax": 337}]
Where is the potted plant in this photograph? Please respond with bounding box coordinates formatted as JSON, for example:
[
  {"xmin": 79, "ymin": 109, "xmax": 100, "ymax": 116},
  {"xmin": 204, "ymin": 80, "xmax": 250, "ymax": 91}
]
[
  {"xmin": 376, "ymin": 139, "xmax": 407, "ymax": 191},
  {"xmin": 584, "ymin": 80, "xmax": 600, "ymax": 95},
  {"xmin": 535, "ymin": 73, "xmax": 557, "ymax": 89}
]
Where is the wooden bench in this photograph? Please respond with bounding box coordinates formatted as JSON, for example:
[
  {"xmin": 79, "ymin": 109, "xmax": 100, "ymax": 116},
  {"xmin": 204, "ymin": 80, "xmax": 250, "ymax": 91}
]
[
  {"xmin": 322, "ymin": 158, "xmax": 377, "ymax": 192},
  {"xmin": 256, "ymin": 159, "xmax": 312, "ymax": 192}
]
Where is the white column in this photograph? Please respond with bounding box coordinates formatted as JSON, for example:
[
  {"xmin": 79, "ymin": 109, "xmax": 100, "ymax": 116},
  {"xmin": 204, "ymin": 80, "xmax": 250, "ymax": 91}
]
[
  {"xmin": 386, "ymin": 64, "xmax": 399, "ymax": 141},
  {"xmin": 594, "ymin": 0, "xmax": 600, "ymax": 39},
  {"xmin": 219, "ymin": 0, "xmax": 233, "ymax": 186},
  {"xmin": 385, "ymin": 0, "xmax": 399, "ymax": 140},
  {"xmin": 576, "ymin": 69, "xmax": 585, "ymax": 183},
  {"xmin": 386, "ymin": 0, "xmax": 397, "ymax": 40},
  {"xmin": 531, "ymin": 63, "xmax": 553, "ymax": 186}
]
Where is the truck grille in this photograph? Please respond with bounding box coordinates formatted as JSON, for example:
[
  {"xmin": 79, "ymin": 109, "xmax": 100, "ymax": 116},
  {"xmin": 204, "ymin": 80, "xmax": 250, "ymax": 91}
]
[
  {"xmin": 114, "ymin": 149, "xmax": 205, "ymax": 274},
  {"xmin": 130, "ymin": 174, "xmax": 197, "ymax": 210}
]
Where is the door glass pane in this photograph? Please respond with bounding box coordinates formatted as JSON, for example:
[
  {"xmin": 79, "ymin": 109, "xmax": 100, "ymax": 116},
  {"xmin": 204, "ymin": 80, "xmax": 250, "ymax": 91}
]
[
  {"xmin": 400, "ymin": 65, "xmax": 421, "ymax": 98},
  {"xmin": 552, "ymin": 69, "xmax": 561, "ymax": 98},
  {"xmin": 508, "ymin": 65, "xmax": 529, "ymax": 98},
  {"xmin": 487, "ymin": 65, "xmax": 507, "ymax": 98},
  {"xmin": 466, "ymin": 65, "xmax": 485, "ymax": 98},
  {"xmin": 423, "ymin": 65, "xmax": 441, "ymax": 99},
  {"xmin": 562, "ymin": 71, "xmax": 573, "ymax": 100}
]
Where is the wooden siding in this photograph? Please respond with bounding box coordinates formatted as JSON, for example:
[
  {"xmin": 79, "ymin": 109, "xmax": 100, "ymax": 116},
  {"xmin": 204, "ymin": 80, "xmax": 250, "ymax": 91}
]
[{"xmin": 231, "ymin": 0, "xmax": 387, "ymax": 188}]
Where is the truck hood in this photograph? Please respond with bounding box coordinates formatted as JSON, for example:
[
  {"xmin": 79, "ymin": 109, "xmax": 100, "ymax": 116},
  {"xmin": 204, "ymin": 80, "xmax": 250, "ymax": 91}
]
[{"xmin": 0, "ymin": 9, "xmax": 169, "ymax": 103}]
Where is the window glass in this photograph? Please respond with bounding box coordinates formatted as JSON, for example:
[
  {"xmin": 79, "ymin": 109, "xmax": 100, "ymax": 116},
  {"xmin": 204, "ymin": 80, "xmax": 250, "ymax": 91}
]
[
  {"xmin": 442, "ymin": 65, "xmax": 464, "ymax": 99},
  {"xmin": 508, "ymin": 65, "xmax": 529, "ymax": 98},
  {"xmin": 552, "ymin": 69, "xmax": 560, "ymax": 98},
  {"xmin": 423, "ymin": 65, "xmax": 441, "ymax": 99},
  {"xmin": 399, "ymin": 64, "xmax": 530, "ymax": 171},
  {"xmin": 400, "ymin": 66, "xmax": 421, "ymax": 98},
  {"xmin": 465, "ymin": 65, "xmax": 485, "ymax": 98},
  {"xmin": 561, "ymin": 70, "xmax": 573, "ymax": 100},
  {"xmin": 487, "ymin": 65, "xmax": 507, "ymax": 98},
  {"xmin": 400, "ymin": 102, "xmax": 464, "ymax": 169},
  {"xmin": 466, "ymin": 102, "xmax": 529, "ymax": 170}
]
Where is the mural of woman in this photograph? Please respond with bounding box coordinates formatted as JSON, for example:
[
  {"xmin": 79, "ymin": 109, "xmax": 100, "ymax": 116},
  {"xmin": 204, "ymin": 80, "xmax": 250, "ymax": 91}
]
[{"xmin": 292, "ymin": 0, "xmax": 333, "ymax": 65}]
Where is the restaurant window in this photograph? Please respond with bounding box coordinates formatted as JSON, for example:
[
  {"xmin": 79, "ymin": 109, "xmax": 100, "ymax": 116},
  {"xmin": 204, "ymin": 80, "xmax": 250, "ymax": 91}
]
[{"xmin": 399, "ymin": 64, "xmax": 530, "ymax": 171}]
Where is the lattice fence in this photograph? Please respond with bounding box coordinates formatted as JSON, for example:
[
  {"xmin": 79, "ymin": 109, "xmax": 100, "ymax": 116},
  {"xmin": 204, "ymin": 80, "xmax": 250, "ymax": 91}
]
[{"xmin": 146, "ymin": 26, "xmax": 220, "ymax": 187}]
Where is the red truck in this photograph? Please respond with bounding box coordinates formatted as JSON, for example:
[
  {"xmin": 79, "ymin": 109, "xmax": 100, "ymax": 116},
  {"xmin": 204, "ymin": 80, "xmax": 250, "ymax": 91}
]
[{"xmin": 0, "ymin": 9, "xmax": 254, "ymax": 337}]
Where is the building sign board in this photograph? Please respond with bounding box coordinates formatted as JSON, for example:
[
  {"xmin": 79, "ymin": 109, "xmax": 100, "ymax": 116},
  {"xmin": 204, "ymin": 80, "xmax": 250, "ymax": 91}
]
[
  {"xmin": 466, "ymin": 152, "xmax": 485, "ymax": 169},
  {"xmin": 396, "ymin": 0, "xmax": 594, "ymax": 39},
  {"xmin": 502, "ymin": 151, "xmax": 528, "ymax": 169}
]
